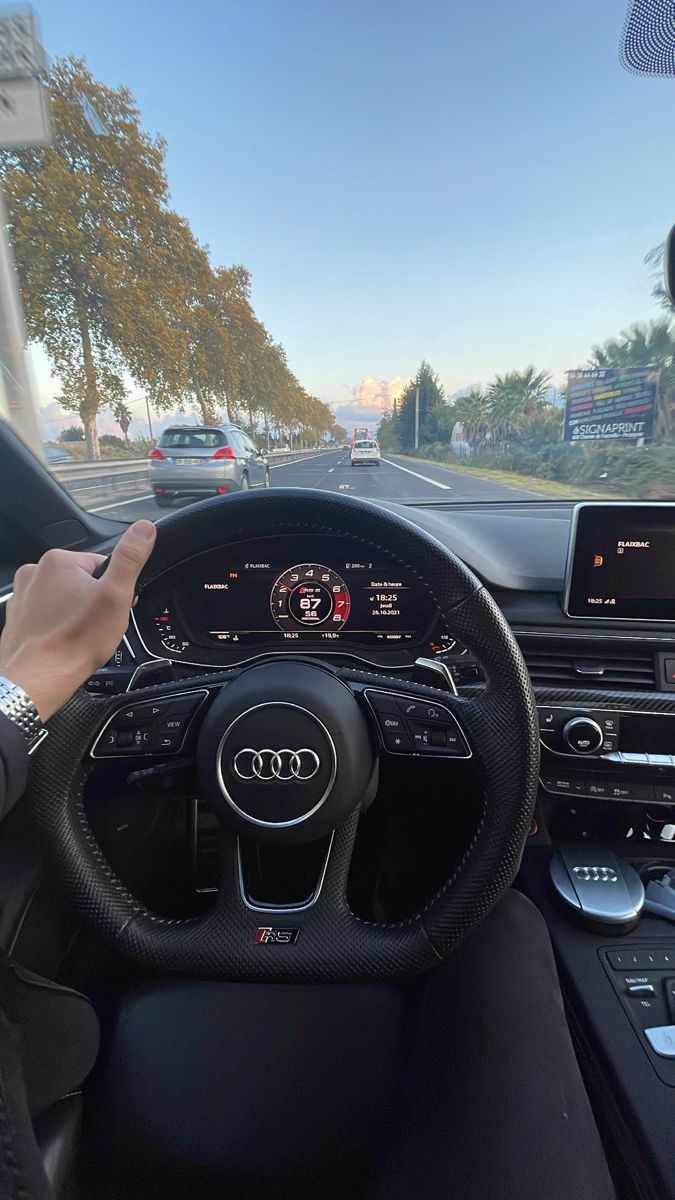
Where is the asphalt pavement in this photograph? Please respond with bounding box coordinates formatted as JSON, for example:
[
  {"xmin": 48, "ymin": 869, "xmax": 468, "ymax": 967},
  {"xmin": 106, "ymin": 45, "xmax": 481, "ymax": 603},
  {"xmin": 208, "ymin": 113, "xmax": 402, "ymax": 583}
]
[{"xmin": 83, "ymin": 449, "xmax": 547, "ymax": 521}]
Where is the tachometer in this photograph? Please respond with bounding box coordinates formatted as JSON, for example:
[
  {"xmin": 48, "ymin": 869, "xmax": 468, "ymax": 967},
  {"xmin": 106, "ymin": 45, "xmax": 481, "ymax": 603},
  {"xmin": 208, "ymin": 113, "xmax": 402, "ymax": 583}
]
[
  {"xmin": 271, "ymin": 563, "xmax": 351, "ymax": 633},
  {"xmin": 152, "ymin": 605, "xmax": 191, "ymax": 655},
  {"xmin": 427, "ymin": 629, "xmax": 469, "ymax": 658}
]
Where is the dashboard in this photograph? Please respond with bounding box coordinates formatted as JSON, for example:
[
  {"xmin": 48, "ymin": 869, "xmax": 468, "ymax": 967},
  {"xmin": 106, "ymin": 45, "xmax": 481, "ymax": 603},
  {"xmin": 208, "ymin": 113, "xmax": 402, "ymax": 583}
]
[{"xmin": 134, "ymin": 534, "xmax": 469, "ymax": 668}]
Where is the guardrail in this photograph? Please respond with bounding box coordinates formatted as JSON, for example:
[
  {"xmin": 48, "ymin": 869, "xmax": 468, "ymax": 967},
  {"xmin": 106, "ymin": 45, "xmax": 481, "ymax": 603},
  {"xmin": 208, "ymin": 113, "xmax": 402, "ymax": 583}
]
[{"xmin": 50, "ymin": 448, "xmax": 330, "ymax": 507}]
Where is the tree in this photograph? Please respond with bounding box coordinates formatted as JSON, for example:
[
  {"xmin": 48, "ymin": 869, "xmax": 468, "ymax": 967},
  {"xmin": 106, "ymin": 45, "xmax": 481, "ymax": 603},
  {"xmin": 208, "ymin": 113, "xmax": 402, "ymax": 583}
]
[
  {"xmin": 396, "ymin": 361, "xmax": 444, "ymax": 450},
  {"xmin": 377, "ymin": 410, "xmax": 401, "ymax": 452},
  {"xmin": 0, "ymin": 57, "xmax": 182, "ymax": 457},
  {"xmin": 451, "ymin": 389, "xmax": 491, "ymax": 451},
  {"xmin": 645, "ymin": 244, "xmax": 675, "ymax": 314},
  {"xmin": 487, "ymin": 367, "xmax": 551, "ymax": 447},
  {"xmin": 112, "ymin": 399, "xmax": 132, "ymax": 444}
]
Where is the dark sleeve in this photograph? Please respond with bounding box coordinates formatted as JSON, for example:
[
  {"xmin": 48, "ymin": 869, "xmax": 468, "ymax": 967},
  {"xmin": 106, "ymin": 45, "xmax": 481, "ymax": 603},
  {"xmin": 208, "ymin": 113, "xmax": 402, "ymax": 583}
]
[{"xmin": 0, "ymin": 712, "xmax": 29, "ymax": 820}]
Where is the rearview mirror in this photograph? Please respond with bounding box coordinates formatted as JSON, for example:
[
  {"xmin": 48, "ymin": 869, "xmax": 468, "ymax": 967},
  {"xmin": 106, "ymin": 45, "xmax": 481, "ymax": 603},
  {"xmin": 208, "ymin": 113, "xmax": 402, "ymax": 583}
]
[{"xmin": 665, "ymin": 225, "xmax": 675, "ymax": 307}]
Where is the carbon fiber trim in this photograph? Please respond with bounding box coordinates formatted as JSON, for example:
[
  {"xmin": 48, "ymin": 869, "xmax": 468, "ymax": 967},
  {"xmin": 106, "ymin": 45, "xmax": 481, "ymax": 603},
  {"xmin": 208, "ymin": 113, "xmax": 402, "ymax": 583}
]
[
  {"xmin": 28, "ymin": 490, "xmax": 539, "ymax": 981},
  {"xmin": 460, "ymin": 684, "xmax": 675, "ymax": 714}
]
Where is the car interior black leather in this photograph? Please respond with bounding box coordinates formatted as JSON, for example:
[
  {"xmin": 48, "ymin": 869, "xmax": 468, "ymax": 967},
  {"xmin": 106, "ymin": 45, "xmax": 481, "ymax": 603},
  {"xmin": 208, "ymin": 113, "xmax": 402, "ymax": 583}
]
[{"xmin": 0, "ymin": 960, "xmax": 99, "ymax": 1199}]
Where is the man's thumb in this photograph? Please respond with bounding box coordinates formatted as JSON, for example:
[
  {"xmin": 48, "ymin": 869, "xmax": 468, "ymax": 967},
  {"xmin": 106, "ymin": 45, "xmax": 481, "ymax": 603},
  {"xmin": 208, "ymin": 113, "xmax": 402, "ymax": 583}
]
[{"xmin": 104, "ymin": 521, "xmax": 156, "ymax": 594}]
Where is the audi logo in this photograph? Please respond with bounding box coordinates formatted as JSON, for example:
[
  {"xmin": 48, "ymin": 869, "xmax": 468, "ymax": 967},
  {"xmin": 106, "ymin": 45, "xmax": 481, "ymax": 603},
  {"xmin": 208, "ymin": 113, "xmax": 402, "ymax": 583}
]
[{"xmin": 233, "ymin": 748, "xmax": 321, "ymax": 782}]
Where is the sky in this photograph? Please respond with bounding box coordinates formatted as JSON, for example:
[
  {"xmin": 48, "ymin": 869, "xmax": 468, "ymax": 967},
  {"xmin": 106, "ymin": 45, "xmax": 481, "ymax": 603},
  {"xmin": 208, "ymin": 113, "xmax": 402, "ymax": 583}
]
[{"xmin": 32, "ymin": 0, "xmax": 675, "ymax": 438}]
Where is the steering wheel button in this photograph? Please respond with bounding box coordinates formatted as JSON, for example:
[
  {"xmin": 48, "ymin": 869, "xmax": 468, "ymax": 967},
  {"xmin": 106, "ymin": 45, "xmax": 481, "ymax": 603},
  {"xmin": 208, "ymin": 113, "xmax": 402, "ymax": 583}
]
[
  {"xmin": 165, "ymin": 695, "xmax": 205, "ymax": 716},
  {"xmin": 379, "ymin": 715, "xmax": 406, "ymax": 733},
  {"xmin": 382, "ymin": 726, "xmax": 412, "ymax": 753},
  {"xmin": 116, "ymin": 730, "xmax": 134, "ymax": 748},
  {"xmin": 430, "ymin": 728, "xmax": 447, "ymax": 747},
  {"xmin": 154, "ymin": 731, "xmax": 182, "ymax": 752},
  {"xmin": 396, "ymin": 699, "xmax": 449, "ymax": 722},
  {"xmin": 444, "ymin": 731, "xmax": 468, "ymax": 755},
  {"xmin": 367, "ymin": 692, "xmax": 399, "ymax": 715},
  {"xmin": 117, "ymin": 704, "xmax": 159, "ymax": 727},
  {"xmin": 160, "ymin": 716, "xmax": 188, "ymax": 732}
]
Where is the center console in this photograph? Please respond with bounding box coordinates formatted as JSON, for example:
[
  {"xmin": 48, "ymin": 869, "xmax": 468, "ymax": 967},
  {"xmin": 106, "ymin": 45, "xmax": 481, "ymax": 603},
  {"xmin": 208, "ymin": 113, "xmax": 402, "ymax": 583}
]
[{"xmin": 520, "ymin": 502, "xmax": 675, "ymax": 1197}]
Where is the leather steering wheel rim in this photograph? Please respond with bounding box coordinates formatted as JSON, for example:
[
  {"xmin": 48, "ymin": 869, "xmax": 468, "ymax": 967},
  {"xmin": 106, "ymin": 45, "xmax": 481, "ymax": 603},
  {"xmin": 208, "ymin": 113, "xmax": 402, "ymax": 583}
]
[{"xmin": 28, "ymin": 489, "xmax": 540, "ymax": 981}]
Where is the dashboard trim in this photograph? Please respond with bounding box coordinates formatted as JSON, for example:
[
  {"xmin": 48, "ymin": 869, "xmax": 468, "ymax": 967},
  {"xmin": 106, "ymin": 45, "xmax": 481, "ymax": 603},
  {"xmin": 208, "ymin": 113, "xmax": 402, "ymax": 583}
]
[
  {"xmin": 514, "ymin": 629, "xmax": 675, "ymax": 644},
  {"xmin": 235, "ymin": 831, "xmax": 336, "ymax": 912},
  {"xmin": 130, "ymin": 608, "xmax": 439, "ymax": 673}
]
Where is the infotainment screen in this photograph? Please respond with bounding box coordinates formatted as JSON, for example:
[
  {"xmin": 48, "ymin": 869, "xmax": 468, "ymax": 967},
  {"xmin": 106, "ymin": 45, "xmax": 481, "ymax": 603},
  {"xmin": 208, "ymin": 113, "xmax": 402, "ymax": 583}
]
[{"xmin": 565, "ymin": 504, "xmax": 675, "ymax": 621}]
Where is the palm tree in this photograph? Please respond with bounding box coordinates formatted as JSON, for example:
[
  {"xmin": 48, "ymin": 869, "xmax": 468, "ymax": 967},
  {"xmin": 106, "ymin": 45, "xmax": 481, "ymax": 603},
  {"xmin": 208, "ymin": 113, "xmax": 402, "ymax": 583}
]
[
  {"xmin": 452, "ymin": 389, "xmax": 491, "ymax": 451},
  {"xmin": 487, "ymin": 368, "xmax": 552, "ymax": 447},
  {"xmin": 589, "ymin": 319, "xmax": 675, "ymax": 439},
  {"xmin": 645, "ymin": 244, "xmax": 675, "ymax": 314}
]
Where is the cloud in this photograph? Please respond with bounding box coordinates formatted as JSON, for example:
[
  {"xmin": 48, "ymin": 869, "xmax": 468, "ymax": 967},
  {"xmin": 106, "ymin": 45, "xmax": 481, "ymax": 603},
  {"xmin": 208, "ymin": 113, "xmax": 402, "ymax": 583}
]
[
  {"xmin": 350, "ymin": 375, "xmax": 407, "ymax": 413},
  {"xmin": 37, "ymin": 399, "xmax": 206, "ymax": 443},
  {"xmin": 328, "ymin": 375, "xmax": 407, "ymax": 434}
]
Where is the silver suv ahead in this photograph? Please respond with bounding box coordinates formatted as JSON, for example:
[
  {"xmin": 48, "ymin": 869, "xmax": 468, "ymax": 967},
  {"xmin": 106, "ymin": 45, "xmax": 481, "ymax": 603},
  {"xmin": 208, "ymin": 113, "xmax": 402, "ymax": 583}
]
[{"xmin": 148, "ymin": 424, "xmax": 270, "ymax": 507}]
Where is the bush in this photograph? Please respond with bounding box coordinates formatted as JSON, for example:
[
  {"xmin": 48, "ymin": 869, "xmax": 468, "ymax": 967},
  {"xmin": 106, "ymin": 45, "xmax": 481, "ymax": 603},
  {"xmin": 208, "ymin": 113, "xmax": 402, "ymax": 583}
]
[
  {"xmin": 58, "ymin": 425, "xmax": 84, "ymax": 442},
  {"xmin": 411, "ymin": 438, "xmax": 675, "ymax": 498},
  {"xmin": 99, "ymin": 434, "xmax": 127, "ymax": 450}
]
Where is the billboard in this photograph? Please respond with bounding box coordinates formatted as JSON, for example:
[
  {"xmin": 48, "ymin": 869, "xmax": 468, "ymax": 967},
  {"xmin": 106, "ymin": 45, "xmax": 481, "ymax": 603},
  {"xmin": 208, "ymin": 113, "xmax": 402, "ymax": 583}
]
[{"xmin": 564, "ymin": 367, "xmax": 658, "ymax": 443}]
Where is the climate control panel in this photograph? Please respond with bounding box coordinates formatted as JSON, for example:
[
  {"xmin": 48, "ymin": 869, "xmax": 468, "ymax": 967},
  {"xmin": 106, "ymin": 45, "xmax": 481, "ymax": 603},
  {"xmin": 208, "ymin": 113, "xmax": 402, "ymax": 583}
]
[{"xmin": 538, "ymin": 706, "xmax": 620, "ymax": 756}]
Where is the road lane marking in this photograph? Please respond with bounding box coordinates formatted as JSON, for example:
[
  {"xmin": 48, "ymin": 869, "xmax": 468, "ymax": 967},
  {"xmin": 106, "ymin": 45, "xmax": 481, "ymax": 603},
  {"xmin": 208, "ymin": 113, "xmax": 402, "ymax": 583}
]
[
  {"xmin": 268, "ymin": 450, "xmax": 338, "ymax": 470},
  {"xmin": 90, "ymin": 493, "xmax": 155, "ymax": 513},
  {"xmin": 381, "ymin": 459, "xmax": 452, "ymax": 490}
]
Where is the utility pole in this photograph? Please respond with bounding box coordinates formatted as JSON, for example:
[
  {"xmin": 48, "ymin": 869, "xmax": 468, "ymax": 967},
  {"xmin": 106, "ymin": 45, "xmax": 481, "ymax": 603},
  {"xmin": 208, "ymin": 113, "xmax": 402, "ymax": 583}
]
[
  {"xmin": 0, "ymin": 191, "xmax": 40, "ymax": 453},
  {"xmin": 0, "ymin": 8, "xmax": 51, "ymax": 458},
  {"xmin": 414, "ymin": 385, "xmax": 420, "ymax": 450},
  {"xmin": 145, "ymin": 395, "xmax": 154, "ymax": 442}
]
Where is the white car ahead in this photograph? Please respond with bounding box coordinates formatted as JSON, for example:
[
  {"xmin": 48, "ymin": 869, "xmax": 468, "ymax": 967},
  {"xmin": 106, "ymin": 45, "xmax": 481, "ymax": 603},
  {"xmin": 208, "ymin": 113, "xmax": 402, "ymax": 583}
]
[{"xmin": 350, "ymin": 439, "xmax": 381, "ymax": 466}]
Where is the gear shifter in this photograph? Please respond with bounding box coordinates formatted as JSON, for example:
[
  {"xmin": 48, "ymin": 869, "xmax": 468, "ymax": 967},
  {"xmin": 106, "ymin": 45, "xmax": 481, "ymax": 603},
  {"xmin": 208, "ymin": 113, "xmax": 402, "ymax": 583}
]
[{"xmin": 550, "ymin": 845, "xmax": 644, "ymax": 934}]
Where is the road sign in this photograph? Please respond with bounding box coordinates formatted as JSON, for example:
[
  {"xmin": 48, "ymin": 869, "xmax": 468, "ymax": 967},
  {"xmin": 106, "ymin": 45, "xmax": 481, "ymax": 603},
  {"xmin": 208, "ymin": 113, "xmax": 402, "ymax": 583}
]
[
  {"xmin": 564, "ymin": 367, "xmax": 658, "ymax": 443},
  {"xmin": 78, "ymin": 94, "xmax": 108, "ymax": 136},
  {"xmin": 0, "ymin": 74, "xmax": 50, "ymax": 146},
  {"xmin": 0, "ymin": 8, "xmax": 46, "ymax": 82},
  {"xmin": 0, "ymin": 7, "xmax": 50, "ymax": 147}
]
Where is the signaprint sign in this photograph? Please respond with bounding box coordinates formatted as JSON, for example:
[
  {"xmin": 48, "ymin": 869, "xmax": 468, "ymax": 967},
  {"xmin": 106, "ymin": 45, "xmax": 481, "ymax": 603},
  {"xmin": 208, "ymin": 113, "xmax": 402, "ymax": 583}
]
[{"xmin": 564, "ymin": 367, "xmax": 658, "ymax": 443}]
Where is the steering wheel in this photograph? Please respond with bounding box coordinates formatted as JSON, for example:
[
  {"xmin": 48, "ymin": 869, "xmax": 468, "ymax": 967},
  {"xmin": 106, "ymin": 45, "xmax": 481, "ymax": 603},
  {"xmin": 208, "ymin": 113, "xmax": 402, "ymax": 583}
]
[{"xmin": 29, "ymin": 490, "xmax": 539, "ymax": 981}]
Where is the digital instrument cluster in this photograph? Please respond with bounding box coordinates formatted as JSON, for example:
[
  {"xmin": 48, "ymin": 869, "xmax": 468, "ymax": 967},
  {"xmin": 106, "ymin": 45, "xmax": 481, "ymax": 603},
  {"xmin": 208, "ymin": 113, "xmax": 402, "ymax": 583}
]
[{"xmin": 135, "ymin": 535, "xmax": 468, "ymax": 667}]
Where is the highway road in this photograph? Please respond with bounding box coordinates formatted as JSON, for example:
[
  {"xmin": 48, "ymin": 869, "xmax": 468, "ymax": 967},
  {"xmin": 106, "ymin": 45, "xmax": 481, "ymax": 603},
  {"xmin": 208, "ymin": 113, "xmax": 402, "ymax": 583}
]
[{"xmin": 83, "ymin": 449, "xmax": 547, "ymax": 521}]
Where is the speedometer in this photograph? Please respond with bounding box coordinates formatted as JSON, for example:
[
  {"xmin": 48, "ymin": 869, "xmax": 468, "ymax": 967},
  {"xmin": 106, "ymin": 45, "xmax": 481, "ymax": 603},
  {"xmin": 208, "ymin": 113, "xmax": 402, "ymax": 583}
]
[{"xmin": 270, "ymin": 563, "xmax": 351, "ymax": 633}]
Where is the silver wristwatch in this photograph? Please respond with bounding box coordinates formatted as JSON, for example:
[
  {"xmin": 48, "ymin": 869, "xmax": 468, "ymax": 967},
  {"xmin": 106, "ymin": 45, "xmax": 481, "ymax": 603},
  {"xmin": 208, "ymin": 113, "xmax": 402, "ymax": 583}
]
[{"xmin": 0, "ymin": 676, "xmax": 44, "ymax": 750}]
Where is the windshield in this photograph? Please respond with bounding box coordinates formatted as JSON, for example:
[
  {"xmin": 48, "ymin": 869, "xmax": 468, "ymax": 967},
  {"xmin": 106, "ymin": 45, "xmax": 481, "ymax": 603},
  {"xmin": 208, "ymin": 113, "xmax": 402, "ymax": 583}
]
[{"xmin": 1, "ymin": 2, "xmax": 674, "ymax": 519}]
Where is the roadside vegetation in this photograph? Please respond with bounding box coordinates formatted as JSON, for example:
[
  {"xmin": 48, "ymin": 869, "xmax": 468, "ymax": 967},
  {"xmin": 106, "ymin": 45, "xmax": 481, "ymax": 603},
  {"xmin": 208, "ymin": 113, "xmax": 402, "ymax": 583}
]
[{"xmin": 378, "ymin": 320, "xmax": 675, "ymax": 500}]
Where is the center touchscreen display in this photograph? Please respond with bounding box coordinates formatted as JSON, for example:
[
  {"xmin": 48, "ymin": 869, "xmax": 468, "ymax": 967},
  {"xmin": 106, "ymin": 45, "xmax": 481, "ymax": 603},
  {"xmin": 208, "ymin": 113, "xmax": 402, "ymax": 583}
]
[{"xmin": 565, "ymin": 504, "xmax": 675, "ymax": 621}]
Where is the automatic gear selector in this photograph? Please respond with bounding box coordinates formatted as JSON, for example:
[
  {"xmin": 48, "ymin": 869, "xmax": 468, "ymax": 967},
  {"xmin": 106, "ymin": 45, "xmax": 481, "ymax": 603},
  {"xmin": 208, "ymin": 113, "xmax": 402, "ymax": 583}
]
[{"xmin": 550, "ymin": 846, "xmax": 645, "ymax": 934}]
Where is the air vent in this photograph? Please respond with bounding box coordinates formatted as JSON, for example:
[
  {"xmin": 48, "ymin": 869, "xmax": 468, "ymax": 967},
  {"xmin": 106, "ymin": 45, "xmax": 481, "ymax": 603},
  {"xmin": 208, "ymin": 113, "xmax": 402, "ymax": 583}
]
[{"xmin": 520, "ymin": 642, "xmax": 656, "ymax": 691}]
